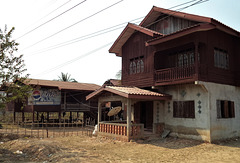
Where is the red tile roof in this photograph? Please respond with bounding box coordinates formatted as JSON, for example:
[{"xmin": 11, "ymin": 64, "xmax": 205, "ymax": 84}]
[
  {"xmin": 25, "ymin": 79, "xmax": 100, "ymax": 91},
  {"xmin": 86, "ymin": 86, "xmax": 171, "ymax": 100}
]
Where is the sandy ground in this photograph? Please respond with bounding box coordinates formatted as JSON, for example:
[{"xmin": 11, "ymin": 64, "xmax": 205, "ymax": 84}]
[{"xmin": 1, "ymin": 133, "xmax": 240, "ymax": 163}]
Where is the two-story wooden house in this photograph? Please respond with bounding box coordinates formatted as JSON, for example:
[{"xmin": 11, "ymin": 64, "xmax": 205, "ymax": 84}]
[{"xmin": 87, "ymin": 6, "xmax": 240, "ymax": 142}]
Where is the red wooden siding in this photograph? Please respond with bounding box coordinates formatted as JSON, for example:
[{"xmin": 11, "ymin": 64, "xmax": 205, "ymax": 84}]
[{"xmin": 122, "ymin": 32, "xmax": 155, "ymax": 87}]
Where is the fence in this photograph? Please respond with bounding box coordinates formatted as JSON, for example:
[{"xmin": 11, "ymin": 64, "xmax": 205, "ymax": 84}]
[{"xmin": 0, "ymin": 122, "xmax": 94, "ymax": 138}]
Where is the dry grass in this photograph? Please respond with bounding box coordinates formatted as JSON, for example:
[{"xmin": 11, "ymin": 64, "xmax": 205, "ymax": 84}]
[{"xmin": 1, "ymin": 133, "xmax": 240, "ymax": 162}]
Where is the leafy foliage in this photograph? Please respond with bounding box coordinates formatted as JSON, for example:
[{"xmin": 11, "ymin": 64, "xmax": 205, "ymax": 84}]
[
  {"xmin": 115, "ymin": 70, "xmax": 122, "ymax": 79},
  {"xmin": 57, "ymin": 72, "xmax": 77, "ymax": 82},
  {"xmin": 0, "ymin": 26, "xmax": 32, "ymax": 110}
]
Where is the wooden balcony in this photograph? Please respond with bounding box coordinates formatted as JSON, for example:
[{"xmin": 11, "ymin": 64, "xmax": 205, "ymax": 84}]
[
  {"xmin": 98, "ymin": 121, "xmax": 144, "ymax": 141},
  {"xmin": 155, "ymin": 65, "xmax": 196, "ymax": 85}
]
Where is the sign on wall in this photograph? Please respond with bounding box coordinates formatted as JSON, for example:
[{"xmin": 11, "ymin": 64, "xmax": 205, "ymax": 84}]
[{"xmin": 28, "ymin": 88, "xmax": 61, "ymax": 105}]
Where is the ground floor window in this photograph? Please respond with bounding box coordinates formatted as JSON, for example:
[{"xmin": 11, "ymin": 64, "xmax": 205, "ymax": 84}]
[
  {"xmin": 217, "ymin": 100, "xmax": 235, "ymax": 118},
  {"xmin": 173, "ymin": 101, "xmax": 195, "ymax": 118}
]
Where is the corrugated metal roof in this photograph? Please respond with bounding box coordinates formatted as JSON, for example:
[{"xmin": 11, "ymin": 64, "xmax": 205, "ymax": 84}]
[
  {"xmin": 86, "ymin": 86, "xmax": 171, "ymax": 100},
  {"xmin": 25, "ymin": 79, "xmax": 100, "ymax": 91}
]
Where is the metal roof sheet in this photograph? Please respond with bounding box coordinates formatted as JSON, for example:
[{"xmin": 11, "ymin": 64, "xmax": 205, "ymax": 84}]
[{"xmin": 25, "ymin": 79, "xmax": 100, "ymax": 91}]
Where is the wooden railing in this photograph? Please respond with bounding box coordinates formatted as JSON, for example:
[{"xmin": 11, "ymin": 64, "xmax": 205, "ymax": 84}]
[
  {"xmin": 99, "ymin": 121, "xmax": 144, "ymax": 138},
  {"xmin": 155, "ymin": 65, "xmax": 195, "ymax": 83}
]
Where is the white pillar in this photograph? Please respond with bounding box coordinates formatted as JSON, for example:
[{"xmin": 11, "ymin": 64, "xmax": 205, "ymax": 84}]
[
  {"xmin": 127, "ymin": 98, "xmax": 132, "ymax": 141},
  {"xmin": 98, "ymin": 101, "xmax": 102, "ymax": 132}
]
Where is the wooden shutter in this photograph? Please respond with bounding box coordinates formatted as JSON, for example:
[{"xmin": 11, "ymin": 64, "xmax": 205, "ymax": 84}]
[
  {"xmin": 173, "ymin": 101, "xmax": 178, "ymax": 117},
  {"xmin": 189, "ymin": 101, "xmax": 195, "ymax": 118},
  {"xmin": 230, "ymin": 101, "xmax": 235, "ymax": 118},
  {"xmin": 216, "ymin": 100, "xmax": 221, "ymax": 118},
  {"xmin": 224, "ymin": 100, "xmax": 229, "ymax": 118}
]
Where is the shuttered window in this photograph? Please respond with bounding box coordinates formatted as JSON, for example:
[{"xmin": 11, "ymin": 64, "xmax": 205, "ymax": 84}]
[
  {"xmin": 214, "ymin": 48, "xmax": 229, "ymax": 69},
  {"xmin": 217, "ymin": 100, "xmax": 235, "ymax": 118},
  {"xmin": 173, "ymin": 101, "xmax": 195, "ymax": 118}
]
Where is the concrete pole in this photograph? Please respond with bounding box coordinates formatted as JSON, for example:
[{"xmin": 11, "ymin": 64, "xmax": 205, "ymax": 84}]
[
  {"xmin": 127, "ymin": 98, "xmax": 132, "ymax": 141},
  {"xmin": 98, "ymin": 101, "xmax": 102, "ymax": 132}
]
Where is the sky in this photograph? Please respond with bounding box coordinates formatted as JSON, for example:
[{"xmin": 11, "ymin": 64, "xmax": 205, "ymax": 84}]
[{"xmin": 0, "ymin": 0, "xmax": 240, "ymax": 86}]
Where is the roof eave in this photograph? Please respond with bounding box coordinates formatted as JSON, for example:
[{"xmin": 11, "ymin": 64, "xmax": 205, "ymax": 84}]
[
  {"xmin": 109, "ymin": 23, "xmax": 162, "ymax": 56},
  {"xmin": 146, "ymin": 23, "xmax": 216, "ymax": 46}
]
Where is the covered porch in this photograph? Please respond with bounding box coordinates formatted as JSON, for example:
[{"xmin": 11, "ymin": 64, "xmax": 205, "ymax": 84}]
[{"xmin": 86, "ymin": 86, "xmax": 171, "ymax": 141}]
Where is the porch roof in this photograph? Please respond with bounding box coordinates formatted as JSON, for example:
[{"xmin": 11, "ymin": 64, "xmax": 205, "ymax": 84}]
[{"xmin": 86, "ymin": 86, "xmax": 172, "ymax": 101}]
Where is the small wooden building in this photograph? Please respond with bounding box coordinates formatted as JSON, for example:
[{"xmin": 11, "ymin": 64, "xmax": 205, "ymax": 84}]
[
  {"xmin": 87, "ymin": 6, "xmax": 240, "ymax": 142},
  {"xmin": 6, "ymin": 79, "xmax": 100, "ymax": 124}
]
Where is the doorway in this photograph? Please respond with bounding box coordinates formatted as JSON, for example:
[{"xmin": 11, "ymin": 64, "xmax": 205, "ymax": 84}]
[{"xmin": 134, "ymin": 101, "xmax": 153, "ymax": 130}]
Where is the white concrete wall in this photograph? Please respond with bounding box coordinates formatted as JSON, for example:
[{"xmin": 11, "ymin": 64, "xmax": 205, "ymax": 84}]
[
  {"xmin": 154, "ymin": 84, "xmax": 211, "ymax": 142},
  {"xmin": 201, "ymin": 81, "xmax": 240, "ymax": 141}
]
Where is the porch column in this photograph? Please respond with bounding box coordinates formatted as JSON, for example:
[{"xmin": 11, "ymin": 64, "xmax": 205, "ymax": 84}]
[
  {"xmin": 58, "ymin": 111, "xmax": 61, "ymax": 123},
  {"xmin": 194, "ymin": 42, "xmax": 199, "ymax": 80},
  {"xmin": 127, "ymin": 98, "xmax": 132, "ymax": 141},
  {"xmin": 32, "ymin": 110, "xmax": 35, "ymax": 122},
  {"xmin": 97, "ymin": 101, "xmax": 102, "ymax": 132},
  {"xmin": 64, "ymin": 91, "xmax": 67, "ymax": 110}
]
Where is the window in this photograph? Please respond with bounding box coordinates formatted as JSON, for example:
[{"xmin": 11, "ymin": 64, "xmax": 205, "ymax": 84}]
[
  {"xmin": 129, "ymin": 62, "xmax": 133, "ymax": 74},
  {"xmin": 129, "ymin": 56, "xmax": 144, "ymax": 74},
  {"xmin": 137, "ymin": 60, "xmax": 140, "ymax": 73},
  {"xmin": 176, "ymin": 49, "xmax": 195, "ymax": 67},
  {"xmin": 140, "ymin": 59, "xmax": 144, "ymax": 73},
  {"xmin": 217, "ymin": 100, "xmax": 235, "ymax": 118},
  {"xmin": 214, "ymin": 48, "xmax": 229, "ymax": 69},
  {"xmin": 173, "ymin": 101, "xmax": 195, "ymax": 118}
]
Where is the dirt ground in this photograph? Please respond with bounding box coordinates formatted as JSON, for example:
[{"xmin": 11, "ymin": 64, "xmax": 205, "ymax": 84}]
[{"xmin": 1, "ymin": 133, "xmax": 240, "ymax": 163}]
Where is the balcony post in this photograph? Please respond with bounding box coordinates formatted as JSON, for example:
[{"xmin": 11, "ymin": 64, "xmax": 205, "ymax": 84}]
[
  {"xmin": 98, "ymin": 101, "xmax": 102, "ymax": 132},
  {"xmin": 194, "ymin": 42, "xmax": 199, "ymax": 80},
  {"xmin": 127, "ymin": 98, "xmax": 132, "ymax": 141}
]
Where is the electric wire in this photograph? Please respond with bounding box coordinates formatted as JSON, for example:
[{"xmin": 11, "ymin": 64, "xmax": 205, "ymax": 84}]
[
  {"xmin": 21, "ymin": 0, "xmax": 124, "ymax": 51},
  {"xmin": 20, "ymin": 0, "xmax": 72, "ymax": 35},
  {"xmin": 25, "ymin": 0, "xmax": 205, "ymax": 56},
  {"xmin": 32, "ymin": 41, "xmax": 113, "ymax": 77},
  {"xmin": 31, "ymin": 0, "xmax": 209, "ymax": 77},
  {"xmin": 27, "ymin": 17, "xmax": 143, "ymax": 56},
  {"xmin": 17, "ymin": 0, "xmax": 86, "ymax": 40}
]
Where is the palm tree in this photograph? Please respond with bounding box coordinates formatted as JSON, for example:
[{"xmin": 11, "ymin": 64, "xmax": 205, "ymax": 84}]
[{"xmin": 57, "ymin": 72, "xmax": 77, "ymax": 82}]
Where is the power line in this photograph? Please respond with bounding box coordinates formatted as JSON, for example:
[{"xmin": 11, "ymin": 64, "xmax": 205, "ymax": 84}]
[
  {"xmin": 144, "ymin": 0, "xmax": 209, "ymax": 28},
  {"xmin": 24, "ymin": 0, "xmax": 206, "ymax": 56},
  {"xmin": 21, "ymin": 0, "xmax": 124, "ymax": 51},
  {"xmin": 27, "ymin": 17, "xmax": 143, "ymax": 56},
  {"xmin": 21, "ymin": 0, "xmax": 72, "ymax": 34},
  {"xmin": 31, "ymin": 0, "xmax": 209, "ymax": 77},
  {"xmin": 33, "ymin": 41, "xmax": 113, "ymax": 77},
  {"xmin": 17, "ymin": 0, "xmax": 86, "ymax": 40}
]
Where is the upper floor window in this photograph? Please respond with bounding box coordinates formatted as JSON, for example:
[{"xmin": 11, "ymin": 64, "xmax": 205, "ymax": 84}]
[
  {"xmin": 214, "ymin": 48, "xmax": 229, "ymax": 70},
  {"xmin": 129, "ymin": 56, "xmax": 144, "ymax": 74},
  {"xmin": 176, "ymin": 49, "xmax": 195, "ymax": 67}
]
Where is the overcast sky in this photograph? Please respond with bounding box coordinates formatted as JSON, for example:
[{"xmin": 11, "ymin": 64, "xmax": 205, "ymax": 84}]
[{"xmin": 1, "ymin": 0, "xmax": 240, "ymax": 85}]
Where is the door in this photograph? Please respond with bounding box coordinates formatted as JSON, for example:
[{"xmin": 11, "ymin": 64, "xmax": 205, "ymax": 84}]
[{"xmin": 134, "ymin": 101, "xmax": 153, "ymax": 129}]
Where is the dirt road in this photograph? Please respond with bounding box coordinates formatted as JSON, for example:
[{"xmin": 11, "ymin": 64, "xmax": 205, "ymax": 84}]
[{"xmin": 1, "ymin": 133, "xmax": 240, "ymax": 162}]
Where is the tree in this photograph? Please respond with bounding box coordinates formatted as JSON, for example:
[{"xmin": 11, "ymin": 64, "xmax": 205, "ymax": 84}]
[
  {"xmin": 0, "ymin": 26, "xmax": 32, "ymax": 111},
  {"xmin": 57, "ymin": 72, "xmax": 77, "ymax": 82},
  {"xmin": 115, "ymin": 70, "xmax": 122, "ymax": 80}
]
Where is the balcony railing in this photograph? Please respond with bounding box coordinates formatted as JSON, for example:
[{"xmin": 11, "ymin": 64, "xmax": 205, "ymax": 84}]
[
  {"xmin": 155, "ymin": 65, "xmax": 196, "ymax": 83},
  {"xmin": 99, "ymin": 121, "xmax": 144, "ymax": 139}
]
